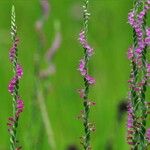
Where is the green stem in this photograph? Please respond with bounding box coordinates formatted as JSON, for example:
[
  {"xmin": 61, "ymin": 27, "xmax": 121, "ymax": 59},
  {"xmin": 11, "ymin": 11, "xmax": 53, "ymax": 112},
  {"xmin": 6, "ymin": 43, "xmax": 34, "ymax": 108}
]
[
  {"xmin": 82, "ymin": 0, "xmax": 91, "ymax": 149},
  {"xmin": 10, "ymin": 5, "xmax": 19, "ymax": 150}
]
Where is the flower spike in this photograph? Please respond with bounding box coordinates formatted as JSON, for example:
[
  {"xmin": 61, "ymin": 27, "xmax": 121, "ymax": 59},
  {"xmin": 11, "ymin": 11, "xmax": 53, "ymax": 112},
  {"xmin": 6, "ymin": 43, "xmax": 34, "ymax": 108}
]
[
  {"xmin": 77, "ymin": 0, "xmax": 96, "ymax": 149},
  {"xmin": 7, "ymin": 5, "xmax": 24, "ymax": 150}
]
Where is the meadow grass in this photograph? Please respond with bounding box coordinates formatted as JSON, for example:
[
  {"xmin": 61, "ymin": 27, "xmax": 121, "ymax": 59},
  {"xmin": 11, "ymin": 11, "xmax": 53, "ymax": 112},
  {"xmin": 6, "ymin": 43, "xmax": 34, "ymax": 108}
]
[{"xmin": 0, "ymin": 0, "xmax": 132, "ymax": 149}]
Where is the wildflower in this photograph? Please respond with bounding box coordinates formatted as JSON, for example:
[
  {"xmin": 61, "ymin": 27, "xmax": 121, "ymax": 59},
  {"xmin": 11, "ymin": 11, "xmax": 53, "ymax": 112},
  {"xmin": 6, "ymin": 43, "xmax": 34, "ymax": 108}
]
[
  {"xmin": 7, "ymin": 6, "xmax": 24, "ymax": 150},
  {"xmin": 126, "ymin": 0, "xmax": 150, "ymax": 148},
  {"xmin": 78, "ymin": 59, "xmax": 87, "ymax": 76},
  {"xmin": 127, "ymin": 47, "xmax": 134, "ymax": 60},
  {"xmin": 85, "ymin": 75, "xmax": 95, "ymax": 85},
  {"xmin": 77, "ymin": 1, "xmax": 96, "ymax": 149}
]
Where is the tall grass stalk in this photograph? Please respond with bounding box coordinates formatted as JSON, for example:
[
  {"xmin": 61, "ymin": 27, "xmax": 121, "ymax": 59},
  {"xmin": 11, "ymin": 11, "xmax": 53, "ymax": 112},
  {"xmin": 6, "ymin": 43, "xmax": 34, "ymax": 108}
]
[
  {"xmin": 127, "ymin": 0, "xmax": 150, "ymax": 149},
  {"xmin": 78, "ymin": 0, "xmax": 96, "ymax": 149},
  {"xmin": 7, "ymin": 5, "xmax": 24, "ymax": 150},
  {"xmin": 32, "ymin": 0, "xmax": 61, "ymax": 149}
]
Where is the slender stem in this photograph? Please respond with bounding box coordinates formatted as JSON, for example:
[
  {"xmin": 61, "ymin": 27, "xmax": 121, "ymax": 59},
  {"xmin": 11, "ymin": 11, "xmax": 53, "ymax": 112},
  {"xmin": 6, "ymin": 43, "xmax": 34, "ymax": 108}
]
[
  {"xmin": 33, "ymin": 1, "xmax": 56, "ymax": 149},
  {"xmin": 82, "ymin": 0, "xmax": 91, "ymax": 149},
  {"xmin": 37, "ymin": 84, "xmax": 56, "ymax": 150},
  {"xmin": 10, "ymin": 6, "xmax": 18, "ymax": 150},
  {"xmin": 127, "ymin": 0, "xmax": 149, "ymax": 149}
]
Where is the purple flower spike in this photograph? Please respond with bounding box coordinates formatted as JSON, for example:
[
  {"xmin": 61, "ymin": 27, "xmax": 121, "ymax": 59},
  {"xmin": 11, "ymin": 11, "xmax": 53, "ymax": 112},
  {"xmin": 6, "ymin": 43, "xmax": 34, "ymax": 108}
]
[
  {"xmin": 7, "ymin": 6, "xmax": 24, "ymax": 150},
  {"xmin": 127, "ymin": 0, "xmax": 150, "ymax": 148},
  {"xmin": 77, "ymin": 1, "xmax": 96, "ymax": 149}
]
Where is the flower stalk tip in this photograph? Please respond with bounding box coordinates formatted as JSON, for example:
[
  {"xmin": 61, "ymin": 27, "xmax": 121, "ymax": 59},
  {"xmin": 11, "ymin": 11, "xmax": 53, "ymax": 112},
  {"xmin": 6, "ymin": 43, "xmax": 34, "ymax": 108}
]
[
  {"xmin": 7, "ymin": 5, "xmax": 24, "ymax": 150},
  {"xmin": 77, "ymin": 0, "xmax": 96, "ymax": 149}
]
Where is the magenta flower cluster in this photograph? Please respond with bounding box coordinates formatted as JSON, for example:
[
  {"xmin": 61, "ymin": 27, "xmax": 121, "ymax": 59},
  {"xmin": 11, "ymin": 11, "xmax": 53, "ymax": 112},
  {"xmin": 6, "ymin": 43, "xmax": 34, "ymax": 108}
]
[
  {"xmin": 128, "ymin": 0, "xmax": 150, "ymax": 59},
  {"xmin": 127, "ymin": 102, "xmax": 134, "ymax": 145},
  {"xmin": 78, "ymin": 31, "xmax": 95, "ymax": 85},
  {"xmin": 8, "ymin": 64, "xmax": 23, "ymax": 94},
  {"xmin": 127, "ymin": 0, "xmax": 150, "ymax": 147},
  {"xmin": 7, "ymin": 38, "xmax": 24, "ymax": 136}
]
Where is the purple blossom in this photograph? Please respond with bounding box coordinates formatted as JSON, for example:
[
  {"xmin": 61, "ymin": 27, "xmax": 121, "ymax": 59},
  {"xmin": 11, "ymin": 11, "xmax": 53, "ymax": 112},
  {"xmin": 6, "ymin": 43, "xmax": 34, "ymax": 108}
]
[
  {"xmin": 85, "ymin": 75, "xmax": 96, "ymax": 85},
  {"xmin": 146, "ymin": 128, "xmax": 150, "ymax": 142},
  {"xmin": 9, "ymin": 38, "xmax": 19, "ymax": 62},
  {"xmin": 8, "ymin": 64, "xmax": 23, "ymax": 94},
  {"xmin": 127, "ymin": 103, "xmax": 133, "ymax": 128},
  {"xmin": 128, "ymin": 11, "xmax": 135, "ymax": 27},
  {"xmin": 79, "ymin": 31, "xmax": 86, "ymax": 45},
  {"xmin": 16, "ymin": 99, "xmax": 24, "ymax": 109},
  {"xmin": 16, "ymin": 99, "xmax": 24, "ymax": 117},
  {"xmin": 8, "ymin": 5, "xmax": 24, "ymax": 150},
  {"xmin": 78, "ymin": 31, "xmax": 95, "ymax": 85},
  {"xmin": 7, "ymin": 97, "xmax": 24, "ymax": 131},
  {"xmin": 79, "ymin": 31, "xmax": 94, "ymax": 57},
  {"xmin": 8, "ymin": 77, "xmax": 17, "ymax": 94},
  {"xmin": 78, "ymin": 59, "xmax": 87, "ymax": 76},
  {"xmin": 127, "ymin": 0, "xmax": 150, "ymax": 148},
  {"xmin": 127, "ymin": 102, "xmax": 134, "ymax": 145},
  {"xmin": 16, "ymin": 64, "xmax": 23, "ymax": 79},
  {"xmin": 135, "ymin": 48, "xmax": 142, "ymax": 55},
  {"xmin": 146, "ymin": 28, "xmax": 150, "ymax": 36},
  {"xmin": 127, "ymin": 47, "xmax": 134, "ymax": 60},
  {"xmin": 77, "ymin": 1, "xmax": 96, "ymax": 149}
]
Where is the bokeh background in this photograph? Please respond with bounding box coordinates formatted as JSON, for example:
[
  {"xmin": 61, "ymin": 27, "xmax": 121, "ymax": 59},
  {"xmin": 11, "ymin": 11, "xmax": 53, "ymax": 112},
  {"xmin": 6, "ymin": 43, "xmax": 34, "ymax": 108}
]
[{"xmin": 0, "ymin": 0, "xmax": 134, "ymax": 149}]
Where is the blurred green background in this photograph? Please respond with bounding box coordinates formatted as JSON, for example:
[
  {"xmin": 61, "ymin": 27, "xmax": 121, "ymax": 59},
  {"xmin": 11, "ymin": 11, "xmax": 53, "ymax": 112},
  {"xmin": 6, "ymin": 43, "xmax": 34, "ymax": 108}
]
[{"xmin": 0, "ymin": 0, "xmax": 134, "ymax": 149}]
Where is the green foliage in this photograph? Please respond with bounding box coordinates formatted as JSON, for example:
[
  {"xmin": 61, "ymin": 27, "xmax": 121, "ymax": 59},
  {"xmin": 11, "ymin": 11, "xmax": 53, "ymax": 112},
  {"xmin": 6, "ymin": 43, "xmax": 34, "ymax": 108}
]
[{"xmin": 0, "ymin": 0, "xmax": 133, "ymax": 149}]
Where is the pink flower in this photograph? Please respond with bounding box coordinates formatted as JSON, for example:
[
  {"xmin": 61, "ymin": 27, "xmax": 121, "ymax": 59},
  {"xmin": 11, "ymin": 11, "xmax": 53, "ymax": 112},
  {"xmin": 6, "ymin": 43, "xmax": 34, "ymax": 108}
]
[
  {"xmin": 127, "ymin": 102, "xmax": 134, "ymax": 145},
  {"xmin": 135, "ymin": 48, "xmax": 142, "ymax": 54},
  {"xmin": 85, "ymin": 44, "xmax": 94, "ymax": 57},
  {"xmin": 79, "ymin": 31, "xmax": 86, "ymax": 45},
  {"xmin": 8, "ymin": 77, "xmax": 17, "ymax": 94},
  {"xmin": 17, "ymin": 99, "xmax": 24, "ymax": 109},
  {"xmin": 146, "ymin": 28, "xmax": 150, "ymax": 36},
  {"xmin": 85, "ymin": 75, "xmax": 95, "ymax": 85},
  {"xmin": 9, "ymin": 38, "xmax": 19, "ymax": 62},
  {"xmin": 128, "ymin": 11, "xmax": 135, "ymax": 27},
  {"xmin": 16, "ymin": 64, "xmax": 23, "ymax": 79},
  {"xmin": 138, "ymin": 10, "xmax": 145, "ymax": 23},
  {"xmin": 79, "ymin": 31, "xmax": 94, "ymax": 57},
  {"xmin": 78, "ymin": 59, "xmax": 87, "ymax": 76},
  {"xmin": 127, "ymin": 47, "xmax": 134, "ymax": 60},
  {"xmin": 16, "ymin": 99, "xmax": 24, "ymax": 117}
]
